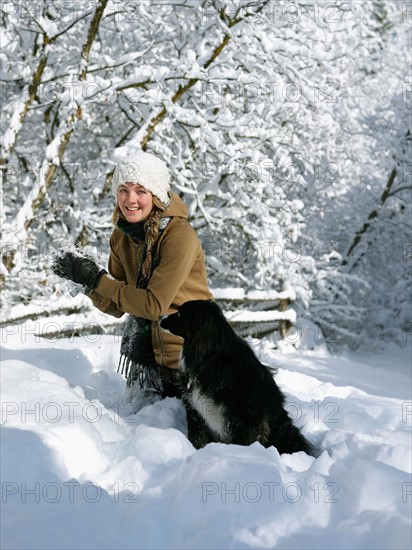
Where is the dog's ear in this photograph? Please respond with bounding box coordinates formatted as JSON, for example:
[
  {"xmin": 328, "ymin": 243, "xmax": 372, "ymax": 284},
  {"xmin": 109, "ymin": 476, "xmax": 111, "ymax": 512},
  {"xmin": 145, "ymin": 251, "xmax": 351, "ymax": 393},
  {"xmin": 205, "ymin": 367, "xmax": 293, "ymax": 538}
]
[
  {"xmin": 194, "ymin": 311, "xmax": 207, "ymax": 332},
  {"xmin": 193, "ymin": 303, "xmax": 215, "ymax": 333}
]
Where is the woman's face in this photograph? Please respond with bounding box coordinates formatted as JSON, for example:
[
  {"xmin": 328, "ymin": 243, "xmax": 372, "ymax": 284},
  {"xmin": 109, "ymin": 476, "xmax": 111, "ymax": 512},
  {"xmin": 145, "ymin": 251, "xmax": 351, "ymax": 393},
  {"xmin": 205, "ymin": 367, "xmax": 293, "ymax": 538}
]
[{"xmin": 117, "ymin": 183, "xmax": 153, "ymax": 223}]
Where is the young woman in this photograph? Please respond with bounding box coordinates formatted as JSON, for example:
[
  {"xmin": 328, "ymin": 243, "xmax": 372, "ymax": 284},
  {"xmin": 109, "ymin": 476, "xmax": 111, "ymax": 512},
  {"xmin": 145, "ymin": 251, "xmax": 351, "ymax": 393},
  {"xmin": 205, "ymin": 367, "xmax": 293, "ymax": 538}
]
[{"xmin": 52, "ymin": 151, "xmax": 213, "ymax": 399}]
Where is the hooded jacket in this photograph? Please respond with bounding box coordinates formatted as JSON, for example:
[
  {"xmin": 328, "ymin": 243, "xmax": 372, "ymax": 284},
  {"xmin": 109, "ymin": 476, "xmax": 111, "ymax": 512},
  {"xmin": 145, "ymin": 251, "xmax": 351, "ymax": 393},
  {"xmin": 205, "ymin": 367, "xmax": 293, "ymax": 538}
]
[{"xmin": 89, "ymin": 192, "xmax": 213, "ymax": 369}]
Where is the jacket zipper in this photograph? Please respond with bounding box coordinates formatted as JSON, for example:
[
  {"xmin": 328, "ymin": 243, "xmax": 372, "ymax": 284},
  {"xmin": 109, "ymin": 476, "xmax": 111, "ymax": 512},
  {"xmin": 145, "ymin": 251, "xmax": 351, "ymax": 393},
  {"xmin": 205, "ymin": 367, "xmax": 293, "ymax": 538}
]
[
  {"xmin": 131, "ymin": 233, "xmax": 167, "ymax": 366},
  {"xmin": 153, "ymin": 320, "xmax": 165, "ymax": 366}
]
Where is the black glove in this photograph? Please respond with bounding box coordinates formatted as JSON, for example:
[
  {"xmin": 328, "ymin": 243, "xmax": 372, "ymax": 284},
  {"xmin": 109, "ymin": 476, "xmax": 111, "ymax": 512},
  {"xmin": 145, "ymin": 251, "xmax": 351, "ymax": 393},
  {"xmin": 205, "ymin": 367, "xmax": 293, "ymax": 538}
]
[{"xmin": 52, "ymin": 251, "xmax": 107, "ymax": 295}]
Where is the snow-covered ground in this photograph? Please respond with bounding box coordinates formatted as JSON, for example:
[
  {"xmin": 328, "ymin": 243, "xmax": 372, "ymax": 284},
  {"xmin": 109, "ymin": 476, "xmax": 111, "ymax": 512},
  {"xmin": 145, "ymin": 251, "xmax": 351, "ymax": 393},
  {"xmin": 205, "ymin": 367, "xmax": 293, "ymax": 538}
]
[{"xmin": 1, "ymin": 324, "xmax": 411, "ymax": 549}]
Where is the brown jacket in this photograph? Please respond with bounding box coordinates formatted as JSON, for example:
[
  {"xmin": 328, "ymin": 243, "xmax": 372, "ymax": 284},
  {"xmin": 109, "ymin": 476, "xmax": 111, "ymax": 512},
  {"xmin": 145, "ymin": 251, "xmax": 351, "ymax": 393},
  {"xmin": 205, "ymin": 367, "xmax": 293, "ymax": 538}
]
[{"xmin": 89, "ymin": 192, "xmax": 212, "ymax": 368}]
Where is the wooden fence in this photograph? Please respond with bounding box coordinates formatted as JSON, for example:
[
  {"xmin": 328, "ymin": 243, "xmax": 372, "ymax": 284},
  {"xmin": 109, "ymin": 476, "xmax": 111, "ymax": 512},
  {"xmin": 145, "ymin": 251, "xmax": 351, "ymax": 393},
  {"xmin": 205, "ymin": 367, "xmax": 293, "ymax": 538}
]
[
  {"xmin": 212, "ymin": 287, "xmax": 296, "ymax": 339},
  {"xmin": 1, "ymin": 287, "xmax": 296, "ymax": 341}
]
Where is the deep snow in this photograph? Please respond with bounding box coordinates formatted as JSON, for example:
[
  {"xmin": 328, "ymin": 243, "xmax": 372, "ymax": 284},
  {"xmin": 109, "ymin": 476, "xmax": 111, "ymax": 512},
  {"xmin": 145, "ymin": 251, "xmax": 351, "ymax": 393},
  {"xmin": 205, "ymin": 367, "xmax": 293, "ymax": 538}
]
[{"xmin": 1, "ymin": 324, "xmax": 411, "ymax": 549}]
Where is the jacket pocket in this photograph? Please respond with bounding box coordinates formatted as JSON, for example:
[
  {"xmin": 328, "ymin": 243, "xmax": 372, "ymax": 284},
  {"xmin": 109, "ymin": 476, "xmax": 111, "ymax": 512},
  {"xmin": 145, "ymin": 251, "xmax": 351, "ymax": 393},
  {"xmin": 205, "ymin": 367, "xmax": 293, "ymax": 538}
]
[{"xmin": 152, "ymin": 320, "xmax": 183, "ymax": 369}]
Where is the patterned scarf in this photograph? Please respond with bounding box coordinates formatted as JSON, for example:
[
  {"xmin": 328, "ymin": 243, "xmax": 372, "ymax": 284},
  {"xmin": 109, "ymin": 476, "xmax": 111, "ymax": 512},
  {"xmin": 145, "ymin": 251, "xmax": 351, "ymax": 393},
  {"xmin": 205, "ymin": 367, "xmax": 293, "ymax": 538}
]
[{"xmin": 116, "ymin": 217, "xmax": 171, "ymax": 395}]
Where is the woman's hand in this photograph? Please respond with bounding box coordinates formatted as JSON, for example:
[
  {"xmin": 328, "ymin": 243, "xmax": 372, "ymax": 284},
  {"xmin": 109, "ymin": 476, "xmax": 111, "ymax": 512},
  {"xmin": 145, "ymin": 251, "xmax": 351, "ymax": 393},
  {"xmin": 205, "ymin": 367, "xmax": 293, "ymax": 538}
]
[{"xmin": 52, "ymin": 251, "xmax": 107, "ymax": 294}]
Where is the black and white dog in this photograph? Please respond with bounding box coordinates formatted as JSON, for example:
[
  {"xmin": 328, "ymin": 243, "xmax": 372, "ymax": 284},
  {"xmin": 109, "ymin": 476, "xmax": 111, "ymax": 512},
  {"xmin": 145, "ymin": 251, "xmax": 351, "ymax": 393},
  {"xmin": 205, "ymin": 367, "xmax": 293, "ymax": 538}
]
[{"xmin": 160, "ymin": 300, "xmax": 313, "ymax": 455}]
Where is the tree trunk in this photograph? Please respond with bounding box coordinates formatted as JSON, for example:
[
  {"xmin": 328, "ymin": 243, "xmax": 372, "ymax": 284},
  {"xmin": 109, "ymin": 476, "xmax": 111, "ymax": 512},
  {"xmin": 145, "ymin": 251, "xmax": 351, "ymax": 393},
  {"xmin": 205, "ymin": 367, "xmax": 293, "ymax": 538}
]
[
  {"xmin": 0, "ymin": 51, "xmax": 48, "ymax": 167},
  {"xmin": 342, "ymin": 167, "xmax": 397, "ymax": 268}
]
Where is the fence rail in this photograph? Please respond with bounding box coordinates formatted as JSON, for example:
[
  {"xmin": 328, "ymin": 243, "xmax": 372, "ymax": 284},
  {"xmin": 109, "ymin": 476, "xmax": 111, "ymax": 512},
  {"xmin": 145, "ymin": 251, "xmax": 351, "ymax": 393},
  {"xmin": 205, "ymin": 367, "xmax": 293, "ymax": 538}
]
[{"xmin": 212, "ymin": 287, "xmax": 296, "ymax": 339}]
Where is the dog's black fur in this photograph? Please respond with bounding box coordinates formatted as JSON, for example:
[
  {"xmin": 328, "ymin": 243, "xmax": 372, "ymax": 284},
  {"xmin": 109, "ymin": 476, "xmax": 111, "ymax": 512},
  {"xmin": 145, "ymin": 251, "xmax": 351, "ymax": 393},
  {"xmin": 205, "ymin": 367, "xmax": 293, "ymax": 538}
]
[{"xmin": 160, "ymin": 300, "xmax": 313, "ymax": 455}]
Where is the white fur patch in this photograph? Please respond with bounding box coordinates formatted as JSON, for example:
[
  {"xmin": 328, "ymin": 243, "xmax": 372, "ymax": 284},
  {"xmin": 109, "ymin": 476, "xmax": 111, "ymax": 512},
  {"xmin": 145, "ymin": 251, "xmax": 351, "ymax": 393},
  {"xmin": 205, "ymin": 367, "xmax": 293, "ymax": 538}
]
[{"xmin": 189, "ymin": 387, "xmax": 226, "ymax": 439}]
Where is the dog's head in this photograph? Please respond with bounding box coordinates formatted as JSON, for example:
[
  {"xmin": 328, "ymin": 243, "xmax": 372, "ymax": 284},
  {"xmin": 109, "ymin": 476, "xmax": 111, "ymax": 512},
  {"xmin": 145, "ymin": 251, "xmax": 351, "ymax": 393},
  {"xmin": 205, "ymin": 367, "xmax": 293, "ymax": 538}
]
[{"xmin": 160, "ymin": 300, "xmax": 225, "ymax": 341}]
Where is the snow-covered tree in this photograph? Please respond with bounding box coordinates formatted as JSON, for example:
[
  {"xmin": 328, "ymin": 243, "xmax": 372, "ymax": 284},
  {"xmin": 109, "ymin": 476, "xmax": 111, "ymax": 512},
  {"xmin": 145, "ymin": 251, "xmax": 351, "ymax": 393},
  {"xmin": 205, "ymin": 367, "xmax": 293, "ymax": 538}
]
[{"xmin": 1, "ymin": 0, "xmax": 410, "ymax": 347}]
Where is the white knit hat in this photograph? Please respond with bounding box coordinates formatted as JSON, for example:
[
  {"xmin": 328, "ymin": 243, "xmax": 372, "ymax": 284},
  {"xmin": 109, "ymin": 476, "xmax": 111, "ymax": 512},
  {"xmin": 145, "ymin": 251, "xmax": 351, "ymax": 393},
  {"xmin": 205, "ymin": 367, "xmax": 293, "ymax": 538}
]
[{"xmin": 112, "ymin": 151, "xmax": 171, "ymax": 205}]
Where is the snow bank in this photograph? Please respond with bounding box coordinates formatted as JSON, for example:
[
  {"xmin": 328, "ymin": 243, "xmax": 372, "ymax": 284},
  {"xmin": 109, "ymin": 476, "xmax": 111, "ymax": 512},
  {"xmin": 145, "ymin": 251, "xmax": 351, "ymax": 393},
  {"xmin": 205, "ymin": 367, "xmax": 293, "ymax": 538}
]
[{"xmin": 1, "ymin": 329, "xmax": 411, "ymax": 549}]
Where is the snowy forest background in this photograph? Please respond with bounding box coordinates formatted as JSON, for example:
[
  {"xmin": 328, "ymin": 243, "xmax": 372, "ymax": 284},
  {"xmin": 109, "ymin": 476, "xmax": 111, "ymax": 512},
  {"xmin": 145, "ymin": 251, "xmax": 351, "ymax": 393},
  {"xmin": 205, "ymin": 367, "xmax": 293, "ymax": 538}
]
[{"xmin": 1, "ymin": 0, "xmax": 411, "ymax": 348}]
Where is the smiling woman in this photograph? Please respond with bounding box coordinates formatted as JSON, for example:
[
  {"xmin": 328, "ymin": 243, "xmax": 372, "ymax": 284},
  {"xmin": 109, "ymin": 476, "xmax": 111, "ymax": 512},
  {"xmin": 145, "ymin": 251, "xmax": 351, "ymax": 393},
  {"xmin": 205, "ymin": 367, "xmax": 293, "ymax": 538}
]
[
  {"xmin": 117, "ymin": 184, "xmax": 154, "ymax": 223},
  {"xmin": 52, "ymin": 151, "xmax": 213, "ymax": 403}
]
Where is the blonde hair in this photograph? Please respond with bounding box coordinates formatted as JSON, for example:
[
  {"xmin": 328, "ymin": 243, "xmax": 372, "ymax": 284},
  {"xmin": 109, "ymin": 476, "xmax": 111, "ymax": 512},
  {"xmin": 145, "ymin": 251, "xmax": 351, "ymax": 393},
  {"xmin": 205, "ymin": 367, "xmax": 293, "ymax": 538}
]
[{"xmin": 112, "ymin": 195, "xmax": 167, "ymax": 280}]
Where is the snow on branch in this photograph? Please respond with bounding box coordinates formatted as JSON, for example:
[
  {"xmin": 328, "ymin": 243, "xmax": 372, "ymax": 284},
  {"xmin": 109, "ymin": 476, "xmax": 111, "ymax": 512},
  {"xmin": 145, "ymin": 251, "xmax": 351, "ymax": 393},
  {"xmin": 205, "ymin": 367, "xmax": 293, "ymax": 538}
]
[
  {"xmin": 224, "ymin": 308, "xmax": 297, "ymax": 324},
  {"xmin": 211, "ymin": 287, "xmax": 296, "ymax": 301}
]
